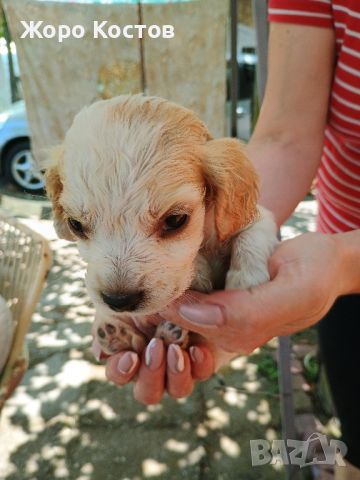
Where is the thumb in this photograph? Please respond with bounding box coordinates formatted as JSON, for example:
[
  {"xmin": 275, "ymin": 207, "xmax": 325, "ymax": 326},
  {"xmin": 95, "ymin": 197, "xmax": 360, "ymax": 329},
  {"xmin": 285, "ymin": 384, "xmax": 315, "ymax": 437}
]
[
  {"xmin": 162, "ymin": 270, "xmax": 293, "ymax": 334},
  {"xmin": 161, "ymin": 288, "xmax": 254, "ymax": 333},
  {"xmin": 160, "ymin": 296, "xmax": 226, "ymax": 335}
]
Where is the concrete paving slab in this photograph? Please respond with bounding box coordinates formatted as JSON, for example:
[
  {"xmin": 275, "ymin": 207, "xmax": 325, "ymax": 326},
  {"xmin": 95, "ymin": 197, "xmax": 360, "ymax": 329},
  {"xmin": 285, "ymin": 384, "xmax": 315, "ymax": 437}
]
[{"xmin": 0, "ymin": 194, "xmax": 319, "ymax": 480}]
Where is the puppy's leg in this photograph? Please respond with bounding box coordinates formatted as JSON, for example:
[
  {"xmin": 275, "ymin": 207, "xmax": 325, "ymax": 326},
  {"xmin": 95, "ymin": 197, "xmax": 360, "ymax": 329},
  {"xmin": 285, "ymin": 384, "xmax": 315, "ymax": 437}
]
[
  {"xmin": 208, "ymin": 209, "xmax": 278, "ymax": 371},
  {"xmin": 154, "ymin": 254, "xmax": 213, "ymax": 347},
  {"xmin": 93, "ymin": 311, "xmax": 147, "ymax": 355},
  {"xmin": 155, "ymin": 321, "xmax": 190, "ymax": 348},
  {"xmin": 226, "ymin": 206, "xmax": 278, "ymax": 289},
  {"xmin": 191, "ymin": 254, "xmax": 213, "ymax": 293}
]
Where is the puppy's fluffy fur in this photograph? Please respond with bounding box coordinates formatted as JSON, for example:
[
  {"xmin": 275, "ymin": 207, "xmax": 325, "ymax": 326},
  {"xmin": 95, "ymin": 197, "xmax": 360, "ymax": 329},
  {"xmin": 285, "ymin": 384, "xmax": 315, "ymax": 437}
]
[{"xmin": 45, "ymin": 95, "xmax": 278, "ymax": 358}]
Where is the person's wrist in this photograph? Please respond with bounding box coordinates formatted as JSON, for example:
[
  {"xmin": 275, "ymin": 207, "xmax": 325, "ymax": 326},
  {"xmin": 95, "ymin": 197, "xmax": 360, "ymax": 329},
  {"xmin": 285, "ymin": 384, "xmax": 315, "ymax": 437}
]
[{"xmin": 333, "ymin": 230, "xmax": 360, "ymax": 295}]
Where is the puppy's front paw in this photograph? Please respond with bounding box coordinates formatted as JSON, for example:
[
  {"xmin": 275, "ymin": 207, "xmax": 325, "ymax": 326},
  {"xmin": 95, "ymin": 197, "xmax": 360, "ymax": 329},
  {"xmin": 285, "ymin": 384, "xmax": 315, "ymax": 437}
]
[
  {"xmin": 155, "ymin": 321, "xmax": 189, "ymax": 348},
  {"xmin": 94, "ymin": 317, "xmax": 147, "ymax": 356},
  {"xmin": 226, "ymin": 265, "xmax": 270, "ymax": 290}
]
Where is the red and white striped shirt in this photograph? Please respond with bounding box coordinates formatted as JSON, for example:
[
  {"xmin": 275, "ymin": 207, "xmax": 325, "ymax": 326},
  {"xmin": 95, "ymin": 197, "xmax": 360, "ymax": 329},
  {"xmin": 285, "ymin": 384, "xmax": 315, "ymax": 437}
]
[{"xmin": 269, "ymin": 0, "xmax": 360, "ymax": 233}]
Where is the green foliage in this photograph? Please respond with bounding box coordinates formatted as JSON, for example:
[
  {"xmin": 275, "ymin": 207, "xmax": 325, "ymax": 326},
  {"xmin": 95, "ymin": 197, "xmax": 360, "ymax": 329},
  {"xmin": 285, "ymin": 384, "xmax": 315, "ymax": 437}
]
[
  {"xmin": 291, "ymin": 326, "xmax": 318, "ymax": 344},
  {"xmin": 0, "ymin": 8, "xmax": 5, "ymax": 39},
  {"xmin": 256, "ymin": 354, "xmax": 279, "ymax": 395},
  {"xmin": 303, "ymin": 352, "xmax": 320, "ymax": 384}
]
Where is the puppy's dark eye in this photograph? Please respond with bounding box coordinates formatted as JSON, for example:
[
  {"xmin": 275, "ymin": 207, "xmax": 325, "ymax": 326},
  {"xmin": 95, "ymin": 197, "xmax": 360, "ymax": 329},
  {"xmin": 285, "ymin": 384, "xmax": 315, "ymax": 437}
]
[
  {"xmin": 68, "ymin": 218, "xmax": 86, "ymax": 238},
  {"xmin": 163, "ymin": 214, "xmax": 188, "ymax": 233}
]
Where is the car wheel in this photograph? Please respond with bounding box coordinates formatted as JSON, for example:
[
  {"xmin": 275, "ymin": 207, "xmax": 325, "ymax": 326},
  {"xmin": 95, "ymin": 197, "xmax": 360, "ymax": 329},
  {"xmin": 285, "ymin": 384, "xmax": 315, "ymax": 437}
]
[{"xmin": 3, "ymin": 140, "xmax": 45, "ymax": 193}]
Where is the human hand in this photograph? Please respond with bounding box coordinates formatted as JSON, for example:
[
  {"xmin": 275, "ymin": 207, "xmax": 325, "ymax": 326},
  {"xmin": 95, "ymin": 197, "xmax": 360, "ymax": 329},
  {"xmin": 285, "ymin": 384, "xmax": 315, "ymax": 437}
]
[
  {"xmin": 93, "ymin": 313, "xmax": 215, "ymax": 404},
  {"xmin": 98, "ymin": 230, "xmax": 360, "ymax": 403},
  {"xmin": 161, "ymin": 233, "xmax": 353, "ymax": 354},
  {"xmin": 102, "ymin": 338, "xmax": 214, "ymax": 404}
]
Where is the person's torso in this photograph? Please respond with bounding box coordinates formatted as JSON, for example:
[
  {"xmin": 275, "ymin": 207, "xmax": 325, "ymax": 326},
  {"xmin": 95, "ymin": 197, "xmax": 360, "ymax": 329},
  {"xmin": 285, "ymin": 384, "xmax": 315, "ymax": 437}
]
[{"xmin": 268, "ymin": 0, "xmax": 360, "ymax": 232}]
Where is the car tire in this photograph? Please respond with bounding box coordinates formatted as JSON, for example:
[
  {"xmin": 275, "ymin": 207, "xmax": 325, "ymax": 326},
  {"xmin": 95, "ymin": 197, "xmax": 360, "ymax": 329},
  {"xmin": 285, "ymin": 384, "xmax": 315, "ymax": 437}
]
[{"xmin": 2, "ymin": 140, "xmax": 45, "ymax": 194}]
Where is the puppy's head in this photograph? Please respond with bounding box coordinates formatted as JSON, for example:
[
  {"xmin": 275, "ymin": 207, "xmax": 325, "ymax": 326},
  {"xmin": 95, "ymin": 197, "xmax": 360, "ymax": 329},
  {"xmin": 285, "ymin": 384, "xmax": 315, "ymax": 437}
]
[{"xmin": 45, "ymin": 95, "xmax": 258, "ymax": 315}]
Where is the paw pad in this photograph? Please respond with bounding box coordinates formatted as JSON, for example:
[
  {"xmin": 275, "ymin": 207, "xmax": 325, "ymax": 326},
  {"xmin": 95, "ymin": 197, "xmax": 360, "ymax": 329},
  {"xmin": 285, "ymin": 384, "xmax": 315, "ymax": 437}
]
[
  {"xmin": 155, "ymin": 320, "xmax": 188, "ymax": 347},
  {"xmin": 95, "ymin": 320, "xmax": 146, "ymax": 356},
  {"xmin": 105, "ymin": 323, "xmax": 116, "ymax": 335},
  {"xmin": 97, "ymin": 327, "xmax": 106, "ymax": 339}
]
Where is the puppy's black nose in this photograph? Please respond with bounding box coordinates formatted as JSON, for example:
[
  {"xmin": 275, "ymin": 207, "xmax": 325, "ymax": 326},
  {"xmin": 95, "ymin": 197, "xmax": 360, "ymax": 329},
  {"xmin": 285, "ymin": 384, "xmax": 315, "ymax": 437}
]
[{"xmin": 101, "ymin": 291, "xmax": 144, "ymax": 312}]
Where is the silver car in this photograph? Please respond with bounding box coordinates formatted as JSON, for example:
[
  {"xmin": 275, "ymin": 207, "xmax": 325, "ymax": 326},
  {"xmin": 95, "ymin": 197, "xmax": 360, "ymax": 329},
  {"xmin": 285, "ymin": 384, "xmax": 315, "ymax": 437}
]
[{"xmin": 0, "ymin": 101, "xmax": 44, "ymax": 193}]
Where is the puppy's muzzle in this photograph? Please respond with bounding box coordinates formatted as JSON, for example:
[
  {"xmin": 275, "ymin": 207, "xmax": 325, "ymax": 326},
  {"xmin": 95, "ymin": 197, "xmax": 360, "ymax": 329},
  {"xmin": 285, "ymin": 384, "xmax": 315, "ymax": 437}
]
[{"xmin": 101, "ymin": 291, "xmax": 144, "ymax": 312}]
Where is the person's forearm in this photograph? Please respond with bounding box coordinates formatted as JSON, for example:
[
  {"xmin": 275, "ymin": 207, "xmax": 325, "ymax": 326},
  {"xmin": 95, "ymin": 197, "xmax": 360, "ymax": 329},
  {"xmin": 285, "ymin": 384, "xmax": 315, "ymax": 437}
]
[
  {"xmin": 245, "ymin": 24, "xmax": 334, "ymax": 226},
  {"xmin": 245, "ymin": 133, "xmax": 323, "ymax": 226},
  {"xmin": 335, "ymin": 230, "xmax": 360, "ymax": 295}
]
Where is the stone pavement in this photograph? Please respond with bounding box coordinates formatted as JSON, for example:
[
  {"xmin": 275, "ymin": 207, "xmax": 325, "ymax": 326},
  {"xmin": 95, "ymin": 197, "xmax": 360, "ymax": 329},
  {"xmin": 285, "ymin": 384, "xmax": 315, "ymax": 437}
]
[{"xmin": 0, "ymin": 195, "xmax": 319, "ymax": 480}]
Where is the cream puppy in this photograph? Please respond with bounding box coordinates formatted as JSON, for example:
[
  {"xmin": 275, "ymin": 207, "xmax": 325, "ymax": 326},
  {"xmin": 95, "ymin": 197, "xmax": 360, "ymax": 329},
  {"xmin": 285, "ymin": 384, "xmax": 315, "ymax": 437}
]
[{"xmin": 45, "ymin": 95, "xmax": 278, "ymax": 357}]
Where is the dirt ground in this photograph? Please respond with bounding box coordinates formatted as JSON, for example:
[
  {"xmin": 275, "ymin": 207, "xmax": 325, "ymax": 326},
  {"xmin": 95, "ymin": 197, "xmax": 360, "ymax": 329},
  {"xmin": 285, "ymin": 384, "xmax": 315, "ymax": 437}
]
[{"xmin": 0, "ymin": 193, "xmax": 326, "ymax": 480}]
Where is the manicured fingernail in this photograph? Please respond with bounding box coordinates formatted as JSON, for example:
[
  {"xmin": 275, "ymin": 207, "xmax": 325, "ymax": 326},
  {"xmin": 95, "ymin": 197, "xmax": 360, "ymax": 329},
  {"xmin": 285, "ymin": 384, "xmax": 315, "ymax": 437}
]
[
  {"xmin": 189, "ymin": 346, "xmax": 204, "ymax": 364},
  {"xmin": 167, "ymin": 344, "xmax": 185, "ymax": 374},
  {"xmin": 117, "ymin": 352, "xmax": 138, "ymax": 374},
  {"xmin": 179, "ymin": 304, "xmax": 224, "ymax": 326},
  {"xmin": 145, "ymin": 338, "xmax": 164, "ymax": 370}
]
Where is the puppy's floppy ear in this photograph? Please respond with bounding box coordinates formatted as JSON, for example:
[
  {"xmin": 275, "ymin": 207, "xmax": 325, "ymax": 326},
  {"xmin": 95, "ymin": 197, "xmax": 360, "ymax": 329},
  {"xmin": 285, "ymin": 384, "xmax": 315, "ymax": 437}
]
[
  {"xmin": 202, "ymin": 138, "xmax": 259, "ymax": 242},
  {"xmin": 44, "ymin": 146, "xmax": 75, "ymax": 241}
]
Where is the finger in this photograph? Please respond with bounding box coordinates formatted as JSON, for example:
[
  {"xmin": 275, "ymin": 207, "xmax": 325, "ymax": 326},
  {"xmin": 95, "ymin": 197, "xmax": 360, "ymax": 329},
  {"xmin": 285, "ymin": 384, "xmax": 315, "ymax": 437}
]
[
  {"xmin": 133, "ymin": 338, "xmax": 166, "ymax": 405},
  {"xmin": 189, "ymin": 345, "xmax": 214, "ymax": 381},
  {"xmin": 105, "ymin": 351, "xmax": 140, "ymax": 386},
  {"xmin": 160, "ymin": 302, "xmax": 225, "ymax": 335},
  {"xmin": 143, "ymin": 313, "xmax": 164, "ymax": 326},
  {"xmin": 164, "ymin": 276, "xmax": 293, "ymax": 333},
  {"xmin": 166, "ymin": 345, "xmax": 194, "ymax": 399}
]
